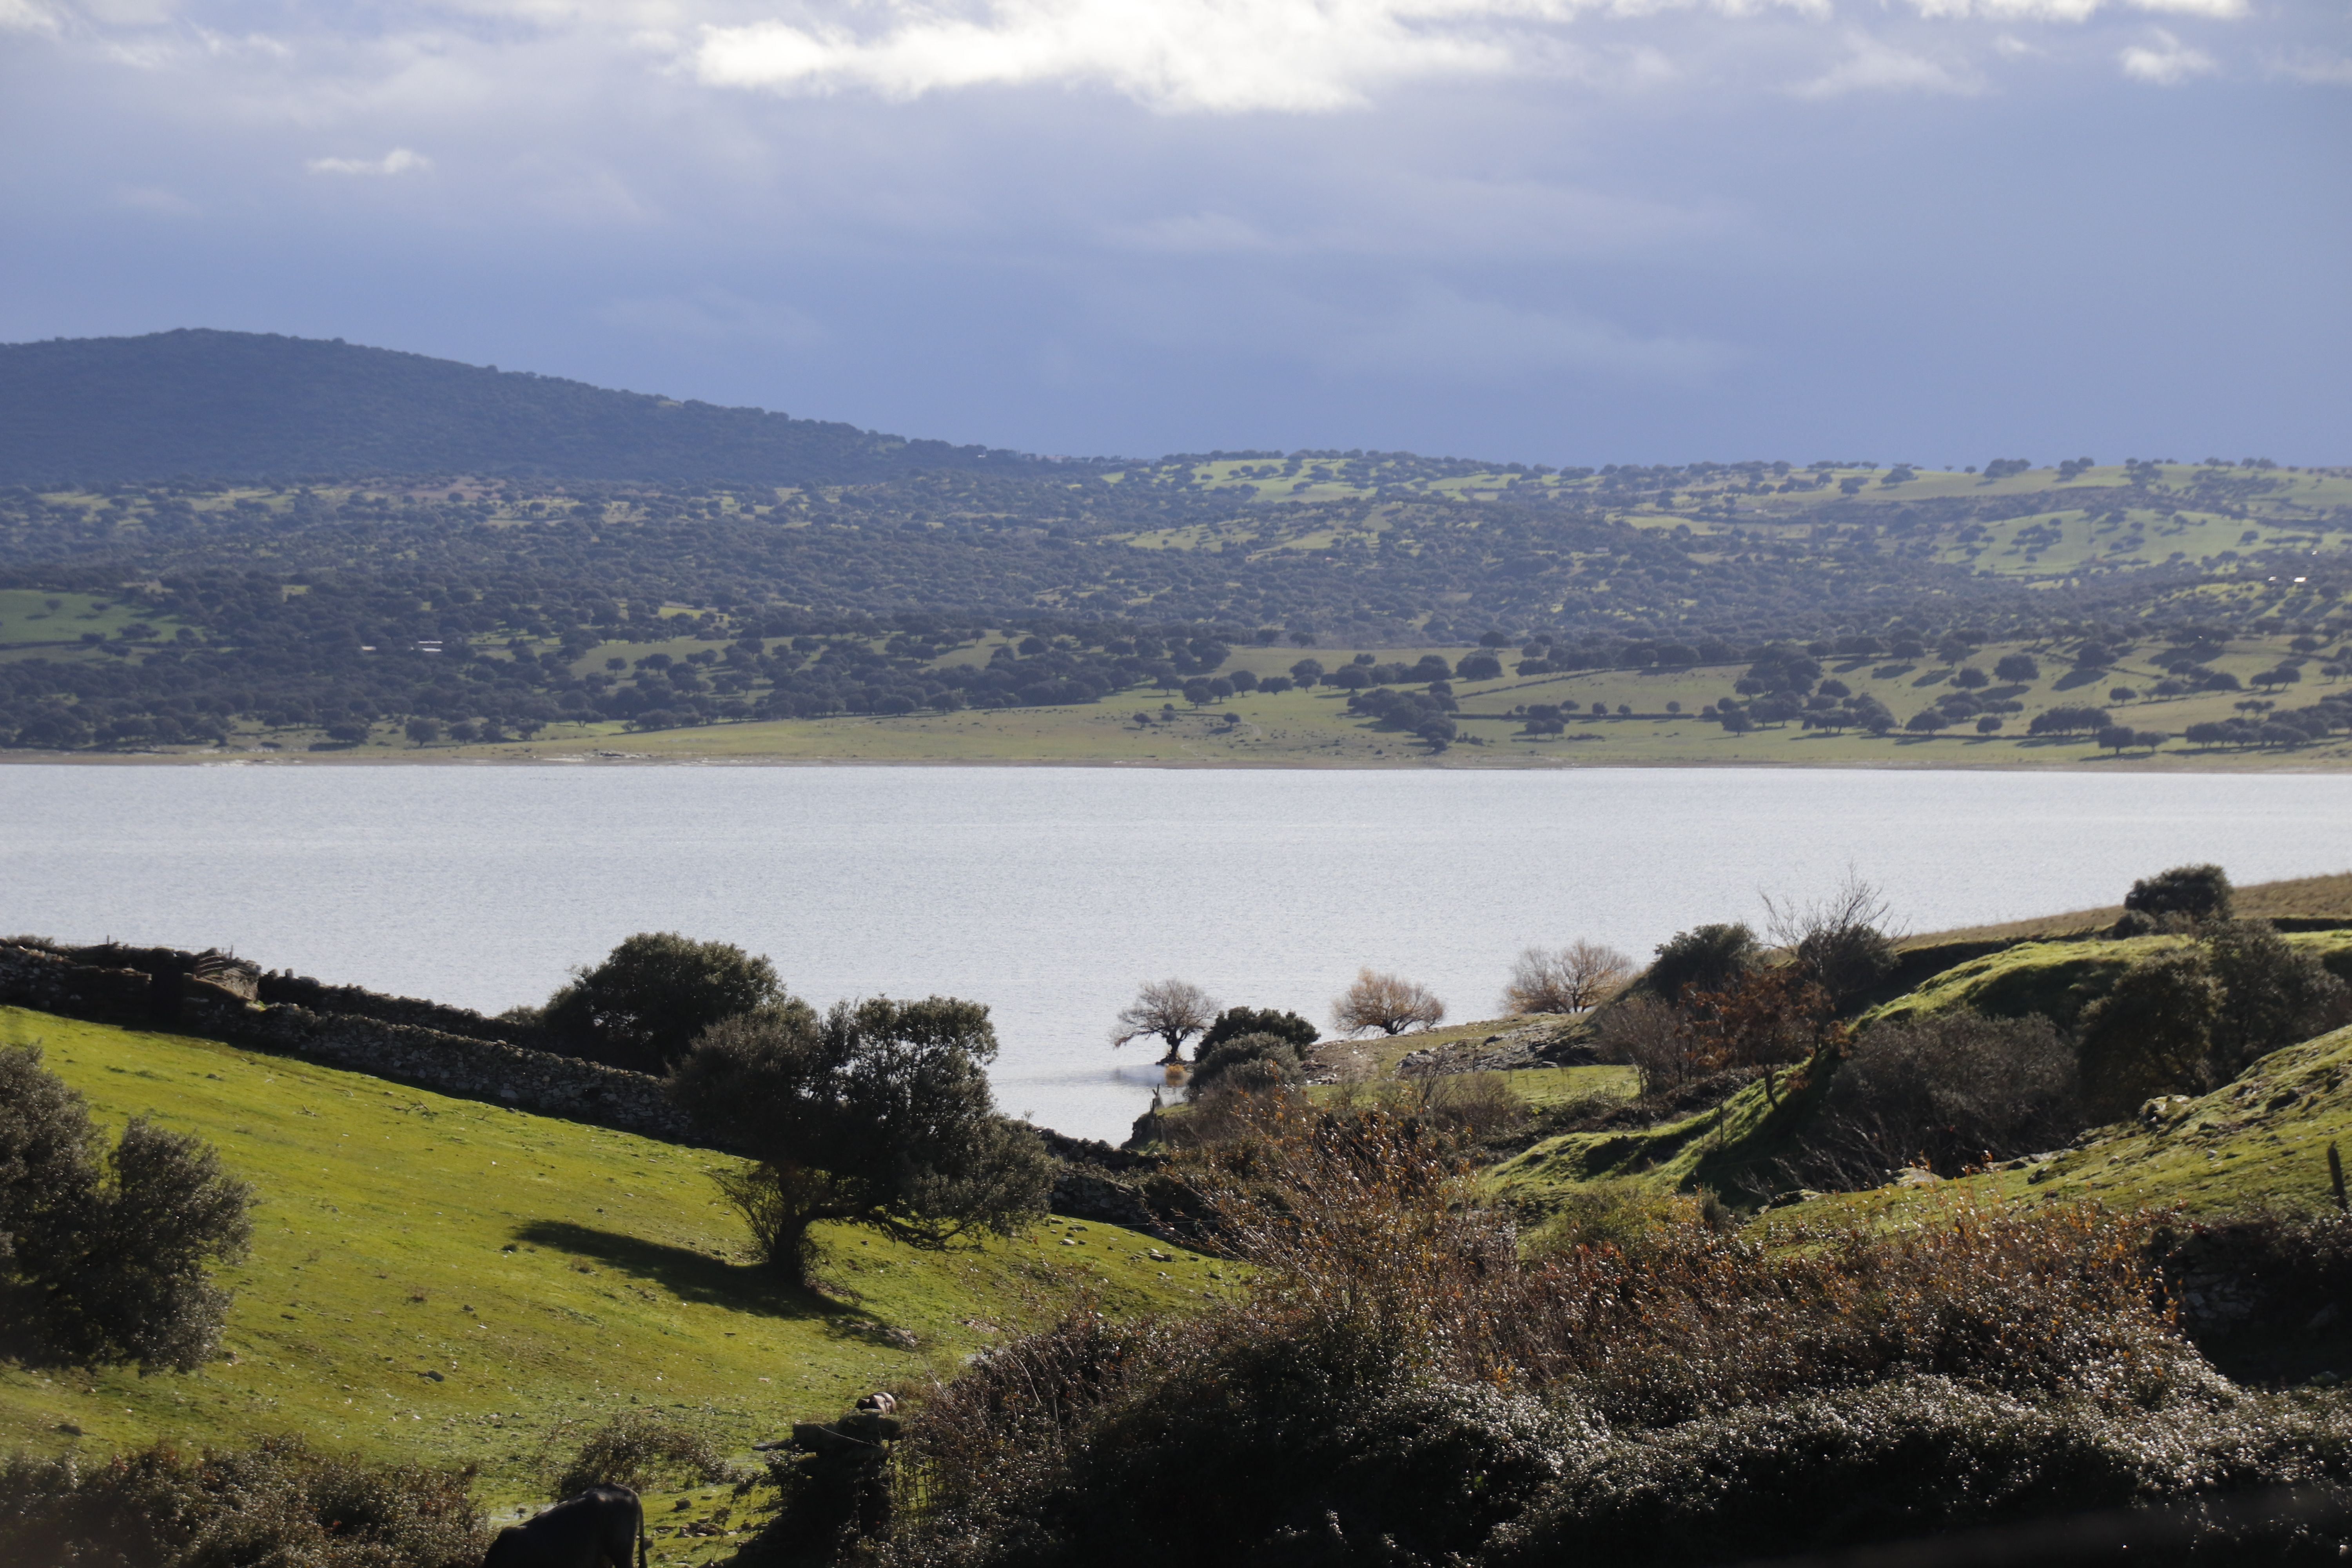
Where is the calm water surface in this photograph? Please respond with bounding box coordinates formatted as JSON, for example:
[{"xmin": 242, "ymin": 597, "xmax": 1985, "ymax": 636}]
[{"xmin": 1, "ymin": 764, "xmax": 2345, "ymax": 1142}]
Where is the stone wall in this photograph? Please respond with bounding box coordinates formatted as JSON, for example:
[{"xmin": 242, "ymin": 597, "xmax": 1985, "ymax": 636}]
[
  {"xmin": 2, "ymin": 940, "xmax": 1163, "ymax": 1223},
  {"xmin": 0, "ymin": 943, "xmax": 156, "ymax": 1025},
  {"xmin": 252, "ymin": 971, "xmax": 538, "ymax": 1046},
  {"xmin": 0, "ymin": 940, "xmax": 697, "ymax": 1145}
]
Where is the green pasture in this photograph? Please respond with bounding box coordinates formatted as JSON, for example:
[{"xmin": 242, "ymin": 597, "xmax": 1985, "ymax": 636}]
[
  {"xmin": 0, "ymin": 1006, "xmax": 1209, "ymax": 1543},
  {"xmin": 0, "ymin": 589, "xmax": 187, "ymax": 656}
]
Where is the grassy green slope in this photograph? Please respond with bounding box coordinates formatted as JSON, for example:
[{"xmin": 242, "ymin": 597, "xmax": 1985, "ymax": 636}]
[
  {"xmin": 0, "ymin": 1007, "xmax": 1209, "ymax": 1526},
  {"xmin": 1484, "ymin": 1068, "xmax": 1822, "ymax": 1214},
  {"xmin": 1483, "ymin": 929, "xmax": 2352, "ymax": 1215},
  {"xmin": 1811, "ymin": 1024, "xmax": 2352, "ymax": 1223}
]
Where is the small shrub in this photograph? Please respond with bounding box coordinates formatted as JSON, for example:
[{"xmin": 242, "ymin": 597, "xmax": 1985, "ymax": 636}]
[
  {"xmin": 1195, "ymin": 1007, "xmax": 1319, "ymax": 1056},
  {"xmin": 2076, "ymin": 951, "xmax": 2223, "ymax": 1119},
  {"xmin": 1781, "ymin": 1013, "xmax": 2082, "ymax": 1189},
  {"xmin": 1645, "ymin": 924, "xmax": 1761, "ymax": 1005},
  {"xmin": 1593, "ymin": 995, "xmax": 1703, "ymax": 1098},
  {"xmin": 0, "ymin": 1045, "xmax": 101, "ymax": 1271},
  {"xmin": 546, "ymin": 1410, "xmax": 729, "ymax": 1499},
  {"xmin": 2125, "ymin": 863, "xmax": 2234, "ymax": 924},
  {"xmin": 0, "ymin": 1436, "xmax": 485, "ymax": 1568},
  {"xmin": 2203, "ymin": 920, "xmax": 2352, "ymax": 1080},
  {"xmin": 0, "ymin": 1048, "xmax": 252, "ymax": 1372},
  {"xmin": 1187, "ymin": 1033, "xmax": 1304, "ymax": 1100},
  {"xmin": 1522, "ymin": 1180, "xmax": 1726, "ymax": 1258},
  {"xmin": 1404, "ymin": 1070, "xmax": 1528, "ymax": 1141}
]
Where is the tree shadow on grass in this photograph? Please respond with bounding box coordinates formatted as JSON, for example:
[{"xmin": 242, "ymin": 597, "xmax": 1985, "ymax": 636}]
[{"xmin": 513, "ymin": 1218, "xmax": 864, "ymax": 1322}]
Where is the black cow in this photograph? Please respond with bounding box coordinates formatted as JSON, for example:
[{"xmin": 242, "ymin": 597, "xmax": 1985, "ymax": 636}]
[{"xmin": 482, "ymin": 1484, "xmax": 645, "ymax": 1568}]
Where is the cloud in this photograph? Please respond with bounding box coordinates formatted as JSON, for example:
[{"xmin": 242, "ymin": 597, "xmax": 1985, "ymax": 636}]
[
  {"xmin": 1902, "ymin": 0, "xmax": 2242, "ymax": 18},
  {"xmin": 306, "ymin": 147, "xmax": 434, "ymax": 175},
  {"xmin": 688, "ymin": 0, "xmax": 1826, "ymax": 114},
  {"xmin": 1320, "ymin": 286, "xmax": 1737, "ymax": 382},
  {"xmin": 0, "ymin": 0, "xmax": 61, "ymax": 34},
  {"xmin": 1793, "ymin": 32, "xmax": 1983, "ymax": 97},
  {"xmin": 2267, "ymin": 47, "xmax": 2352, "ymax": 86},
  {"xmin": 1103, "ymin": 180, "xmax": 1734, "ymax": 260},
  {"xmin": 196, "ymin": 26, "xmax": 291, "ymax": 58},
  {"xmin": 2120, "ymin": 28, "xmax": 2215, "ymax": 83}
]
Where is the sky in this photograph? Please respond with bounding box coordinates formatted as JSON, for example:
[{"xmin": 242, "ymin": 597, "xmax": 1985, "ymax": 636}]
[{"xmin": 2, "ymin": 0, "xmax": 2346, "ymax": 466}]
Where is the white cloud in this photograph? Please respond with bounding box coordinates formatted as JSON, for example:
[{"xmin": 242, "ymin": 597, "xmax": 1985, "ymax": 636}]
[
  {"xmin": 0, "ymin": 0, "xmax": 62, "ymax": 34},
  {"xmin": 306, "ymin": 147, "xmax": 433, "ymax": 174},
  {"xmin": 1793, "ymin": 31, "xmax": 1982, "ymax": 96},
  {"xmin": 2120, "ymin": 27, "xmax": 2215, "ymax": 82},
  {"xmin": 1904, "ymin": 0, "xmax": 2242, "ymax": 19},
  {"xmin": 688, "ymin": 0, "xmax": 1826, "ymax": 114},
  {"xmin": 196, "ymin": 26, "xmax": 291, "ymax": 58},
  {"xmin": 2267, "ymin": 47, "xmax": 2352, "ymax": 85}
]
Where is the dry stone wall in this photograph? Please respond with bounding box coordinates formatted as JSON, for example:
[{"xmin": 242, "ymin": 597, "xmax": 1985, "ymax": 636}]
[
  {"xmin": 2, "ymin": 940, "xmax": 1145, "ymax": 1216},
  {"xmin": 0, "ymin": 941, "xmax": 697, "ymax": 1144}
]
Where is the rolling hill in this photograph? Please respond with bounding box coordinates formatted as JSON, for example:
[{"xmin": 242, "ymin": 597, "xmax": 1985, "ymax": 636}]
[
  {"xmin": 1, "ymin": 329, "xmax": 2347, "ymax": 761},
  {"xmin": 0, "ymin": 1004, "xmax": 1210, "ymax": 1547},
  {"xmin": 0, "ymin": 331, "xmax": 1042, "ymax": 487}
]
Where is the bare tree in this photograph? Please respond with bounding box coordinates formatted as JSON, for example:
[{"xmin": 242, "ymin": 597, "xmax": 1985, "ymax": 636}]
[
  {"xmin": 1501, "ymin": 940, "xmax": 1633, "ymax": 1015},
  {"xmin": 1592, "ymin": 995, "xmax": 1704, "ymax": 1099},
  {"xmin": 1111, "ymin": 978, "xmax": 1220, "ymax": 1063},
  {"xmin": 1760, "ymin": 869, "xmax": 1902, "ymax": 1008},
  {"xmin": 1330, "ymin": 969, "xmax": 1445, "ymax": 1037}
]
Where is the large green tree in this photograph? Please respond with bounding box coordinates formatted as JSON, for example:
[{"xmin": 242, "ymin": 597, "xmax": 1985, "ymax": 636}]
[
  {"xmin": 541, "ymin": 932, "xmax": 782, "ymax": 1073},
  {"xmin": 669, "ymin": 997, "xmax": 1052, "ymax": 1286}
]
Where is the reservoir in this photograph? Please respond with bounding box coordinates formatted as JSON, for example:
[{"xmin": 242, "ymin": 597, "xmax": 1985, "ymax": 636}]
[{"xmin": 2, "ymin": 763, "xmax": 2345, "ymax": 1143}]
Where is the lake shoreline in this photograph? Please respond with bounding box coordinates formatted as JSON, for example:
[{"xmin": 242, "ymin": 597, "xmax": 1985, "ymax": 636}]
[
  {"xmin": 0, "ymin": 748, "xmax": 2343, "ymax": 776},
  {"xmin": 0, "ymin": 747, "xmax": 2343, "ymax": 775}
]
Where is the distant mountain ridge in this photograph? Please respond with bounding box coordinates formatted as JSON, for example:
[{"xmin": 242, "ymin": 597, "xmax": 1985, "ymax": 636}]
[{"xmin": 0, "ymin": 329, "xmax": 1051, "ymax": 486}]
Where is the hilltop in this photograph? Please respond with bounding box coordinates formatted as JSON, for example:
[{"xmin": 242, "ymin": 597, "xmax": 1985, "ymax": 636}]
[{"xmin": 0, "ymin": 331, "xmax": 1042, "ymax": 488}]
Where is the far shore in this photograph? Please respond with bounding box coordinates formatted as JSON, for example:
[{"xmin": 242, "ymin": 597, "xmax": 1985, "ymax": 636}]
[{"xmin": 1, "ymin": 744, "xmax": 2344, "ymax": 775}]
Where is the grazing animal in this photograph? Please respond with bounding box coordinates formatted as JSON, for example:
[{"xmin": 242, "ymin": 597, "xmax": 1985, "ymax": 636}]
[{"xmin": 482, "ymin": 1484, "xmax": 645, "ymax": 1568}]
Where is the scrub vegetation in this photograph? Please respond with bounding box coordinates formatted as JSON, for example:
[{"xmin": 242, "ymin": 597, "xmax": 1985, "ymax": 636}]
[{"xmin": 11, "ymin": 864, "xmax": 2352, "ymax": 1563}]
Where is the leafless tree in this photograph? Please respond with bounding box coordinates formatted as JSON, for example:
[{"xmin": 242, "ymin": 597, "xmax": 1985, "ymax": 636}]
[
  {"xmin": 1501, "ymin": 940, "xmax": 1633, "ymax": 1015},
  {"xmin": 1330, "ymin": 968, "xmax": 1445, "ymax": 1037},
  {"xmin": 1110, "ymin": 978, "xmax": 1220, "ymax": 1063},
  {"xmin": 1761, "ymin": 869, "xmax": 1902, "ymax": 1008},
  {"xmin": 1592, "ymin": 994, "xmax": 1706, "ymax": 1099}
]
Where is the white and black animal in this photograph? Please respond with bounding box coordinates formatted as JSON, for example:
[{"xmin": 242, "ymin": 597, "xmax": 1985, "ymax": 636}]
[{"xmin": 482, "ymin": 1484, "xmax": 646, "ymax": 1568}]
